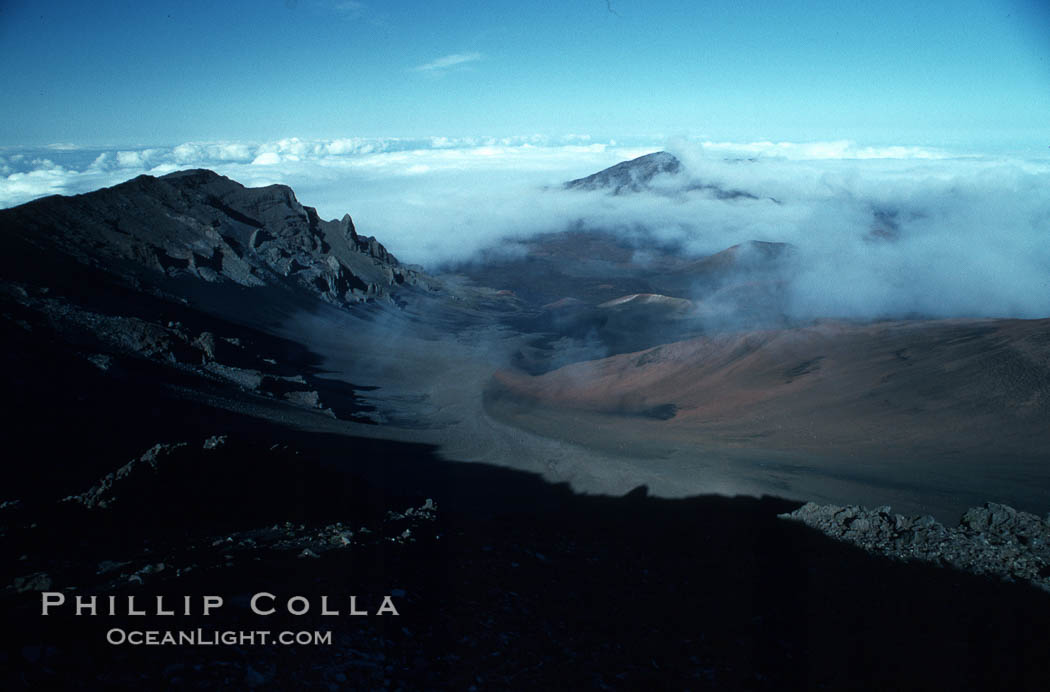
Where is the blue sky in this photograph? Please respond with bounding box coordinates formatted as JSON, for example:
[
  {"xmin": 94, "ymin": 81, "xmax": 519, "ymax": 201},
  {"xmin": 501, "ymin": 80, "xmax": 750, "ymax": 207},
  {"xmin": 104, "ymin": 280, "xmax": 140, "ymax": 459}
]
[{"xmin": 1, "ymin": 0, "xmax": 1047, "ymax": 149}]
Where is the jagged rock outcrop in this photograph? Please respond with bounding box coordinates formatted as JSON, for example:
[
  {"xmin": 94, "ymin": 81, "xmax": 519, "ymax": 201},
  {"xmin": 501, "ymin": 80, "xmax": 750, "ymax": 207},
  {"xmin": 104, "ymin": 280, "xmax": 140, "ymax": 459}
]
[
  {"xmin": 781, "ymin": 502, "xmax": 1050, "ymax": 592},
  {"xmin": 1, "ymin": 282, "xmax": 334, "ymax": 414},
  {"xmin": 57, "ymin": 437, "xmax": 438, "ymax": 548},
  {"xmin": 67, "ymin": 441, "xmax": 195, "ymax": 510},
  {"xmin": 63, "ymin": 436, "xmax": 316, "ymax": 518},
  {"xmin": 0, "ymin": 169, "xmax": 433, "ymax": 307}
]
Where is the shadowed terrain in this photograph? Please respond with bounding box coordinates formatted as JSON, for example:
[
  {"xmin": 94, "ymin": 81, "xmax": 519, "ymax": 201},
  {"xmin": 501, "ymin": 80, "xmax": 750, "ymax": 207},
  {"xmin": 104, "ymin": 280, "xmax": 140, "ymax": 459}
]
[{"xmin": 5, "ymin": 424, "xmax": 1050, "ymax": 690}]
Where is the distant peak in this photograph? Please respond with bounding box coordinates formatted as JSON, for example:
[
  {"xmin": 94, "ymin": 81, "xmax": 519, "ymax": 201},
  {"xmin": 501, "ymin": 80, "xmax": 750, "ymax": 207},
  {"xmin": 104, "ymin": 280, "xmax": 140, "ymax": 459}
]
[
  {"xmin": 639, "ymin": 151, "xmax": 680, "ymax": 166},
  {"xmin": 564, "ymin": 151, "xmax": 682, "ymax": 194}
]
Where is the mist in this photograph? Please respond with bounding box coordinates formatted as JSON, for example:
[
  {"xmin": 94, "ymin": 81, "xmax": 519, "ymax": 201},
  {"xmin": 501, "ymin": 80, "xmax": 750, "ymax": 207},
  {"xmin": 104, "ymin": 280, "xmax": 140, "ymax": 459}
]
[{"xmin": 2, "ymin": 136, "xmax": 1048, "ymax": 321}]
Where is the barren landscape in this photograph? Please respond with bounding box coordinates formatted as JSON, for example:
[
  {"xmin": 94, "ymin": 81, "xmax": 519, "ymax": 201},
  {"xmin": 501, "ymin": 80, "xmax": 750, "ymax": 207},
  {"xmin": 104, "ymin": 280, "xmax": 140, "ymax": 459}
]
[{"xmin": 2, "ymin": 154, "xmax": 1049, "ymax": 689}]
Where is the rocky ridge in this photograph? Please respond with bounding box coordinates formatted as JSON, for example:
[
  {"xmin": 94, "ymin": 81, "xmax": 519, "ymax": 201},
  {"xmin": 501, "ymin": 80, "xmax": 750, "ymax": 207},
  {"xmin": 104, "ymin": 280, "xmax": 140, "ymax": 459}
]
[
  {"xmin": 0, "ymin": 280, "xmax": 356, "ymax": 420},
  {"xmin": 781, "ymin": 502, "xmax": 1050, "ymax": 592},
  {"xmin": 6, "ymin": 436, "xmax": 440, "ymax": 596},
  {"xmin": 0, "ymin": 169, "xmax": 434, "ymax": 308}
]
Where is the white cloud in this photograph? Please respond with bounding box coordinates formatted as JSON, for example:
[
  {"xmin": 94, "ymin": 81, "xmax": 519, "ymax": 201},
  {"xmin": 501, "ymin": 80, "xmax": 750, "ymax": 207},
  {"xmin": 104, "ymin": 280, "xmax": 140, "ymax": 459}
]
[
  {"xmin": 173, "ymin": 142, "xmax": 254, "ymax": 164},
  {"xmin": 0, "ymin": 168, "xmax": 71, "ymax": 206},
  {"xmin": 686, "ymin": 139, "xmax": 951, "ymax": 160},
  {"xmin": 116, "ymin": 150, "xmax": 147, "ymax": 168},
  {"xmin": 413, "ymin": 52, "xmax": 482, "ymax": 73},
  {"xmin": 251, "ymin": 152, "xmax": 282, "ymax": 166}
]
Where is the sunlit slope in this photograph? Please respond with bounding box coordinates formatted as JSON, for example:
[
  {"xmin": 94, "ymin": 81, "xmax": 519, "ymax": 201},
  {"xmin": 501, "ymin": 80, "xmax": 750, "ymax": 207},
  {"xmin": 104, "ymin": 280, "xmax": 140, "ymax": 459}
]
[{"xmin": 491, "ymin": 318, "xmax": 1050, "ymax": 454}]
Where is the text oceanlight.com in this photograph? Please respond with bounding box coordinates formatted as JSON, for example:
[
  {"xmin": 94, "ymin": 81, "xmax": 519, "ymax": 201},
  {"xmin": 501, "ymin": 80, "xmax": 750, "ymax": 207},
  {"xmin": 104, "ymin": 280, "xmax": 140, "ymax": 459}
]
[{"xmin": 106, "ymin": 629, "xmax": 332, "ymax": 646}]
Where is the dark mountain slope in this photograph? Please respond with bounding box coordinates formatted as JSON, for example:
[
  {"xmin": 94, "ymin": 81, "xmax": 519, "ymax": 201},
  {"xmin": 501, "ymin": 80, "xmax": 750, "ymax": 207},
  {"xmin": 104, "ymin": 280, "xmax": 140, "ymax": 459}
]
[
  {"xmin": 0, "ymin": 170, "xmax": 456, "ymax": 498},
  {"xmin": 0, "ymin": 169, "xmax": 432, "ymax": 310}
]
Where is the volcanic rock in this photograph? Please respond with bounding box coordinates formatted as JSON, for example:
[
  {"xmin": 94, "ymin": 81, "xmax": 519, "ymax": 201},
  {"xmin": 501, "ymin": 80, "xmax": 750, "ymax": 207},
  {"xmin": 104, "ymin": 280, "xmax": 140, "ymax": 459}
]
[
  {"xmin": 780, "ymin": 501, "xmax": 1050, "ymax": 591},
  {"xmin": 564, "ymin": 151, "xmax": 682, "ymax": 194},
  {"xmin": 0, "ymin": 169, "xmax": 433, "ymax": 308}
]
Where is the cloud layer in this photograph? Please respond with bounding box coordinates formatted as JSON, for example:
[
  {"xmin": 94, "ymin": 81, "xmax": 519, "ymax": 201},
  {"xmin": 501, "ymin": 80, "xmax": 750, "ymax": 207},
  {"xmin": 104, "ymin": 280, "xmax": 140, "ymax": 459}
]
[{"xmin": 2, "ymin": 136, "xmax": 1048, "ymax": 320}]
